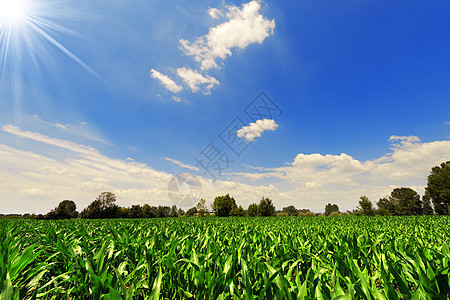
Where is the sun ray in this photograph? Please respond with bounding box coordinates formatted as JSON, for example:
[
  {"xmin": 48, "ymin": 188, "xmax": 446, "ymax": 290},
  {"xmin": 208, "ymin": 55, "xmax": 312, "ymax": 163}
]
[
  {"xmin": 0, "ymin": 0, "xmax": 101, "ymax": 83},
  {"xmin": 24, "ymin": 18, "xmax": 102, "ymax": 81}
]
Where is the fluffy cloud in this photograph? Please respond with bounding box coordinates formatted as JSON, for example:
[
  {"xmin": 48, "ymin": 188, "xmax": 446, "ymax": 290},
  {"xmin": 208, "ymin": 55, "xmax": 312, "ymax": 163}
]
[
  {"xmin": 180, "ymin": 0, "xmax": 275, "ymax": 70},
  {"xmin": 150, "ymin": 1, "xmax": 275, "ymax": 98},
  {"xmin": 237, "ymin": 119, "xmax": 278, "ymax": 141},
  {"xmin": 3, "ymin": 124, "xmax": 449, "ymax": 214},
  {"xmin": 208, "ymin": 7, "xmax": 222, "ymax": 19},
  {"xmin": 150, "ymin": 69, "xmax": 183, "ymax": 93},
  {"xmin": 0, "ymin": 125, "xmax": 278, "ymax": 213},
  {"xmin": 234, "ymin": 136, "xmax": 450, "ymax": 211},
  {"xmin": 176, "ymin": 67, "xmax": 219, "ymax": 94},
  {"xmin": 171, "ymin": 95, "xmax": 182, "ymax": 102}
]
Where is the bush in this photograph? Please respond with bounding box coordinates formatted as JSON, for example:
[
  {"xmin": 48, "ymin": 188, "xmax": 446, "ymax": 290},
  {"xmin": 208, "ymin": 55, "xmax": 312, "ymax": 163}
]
[
  {"xmin": 329, "ymin": 211, "xmax": 346, "ymax": 217},
  {"xmin": 276, "ymin": 212, "xmax": 289, "ymax": 217},
  {"xmin": 298, "ymin": 211, "xmax": 315, "ymax": 217}
]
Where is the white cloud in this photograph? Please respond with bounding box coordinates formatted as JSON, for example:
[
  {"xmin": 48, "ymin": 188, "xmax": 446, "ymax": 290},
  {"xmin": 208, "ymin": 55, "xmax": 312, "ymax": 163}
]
[
  {"xmin": 233, "ymin": 136, "xmax": 450, "ymax": 211},
  {"xmin": 445, "ymin": 121, "xmax": 450, "ymax": 125},
  {"xmin": 149, "ymin": 1, "xmax": 275, "ymax": 98},
  {"xmin": 164, "ymin": 157, "xmax": 199, "ymax": 171},
  {"xmin": 2, "ymin": 124, "xmax": 449, "ymax": 214},
  {"xmin": 208, "ymin": 7, "xmax": 222, "ymax": 19},
  {"xmin": 180, "ymin": 0, "xmax": 275, "ymax": 70},
  {"xmin": 0, "ymin": 126, "xmax": 279, "ymax": 213},
  {"xmin": 388, "ymin": 135, "xmax": 420, "ymax": 148},
  {"xmin": 2, "ymin": 124, "xmax": 101, "ymax": 157},
  {"xmin": 150, "ymin": 69, "xmax": 183, "ymax": 93},
  {"xmin": 32, "ymin": 114, "xmax": 109, "ymax": 144},
  {"xmin": 176, "ymin": 67, "xmax": 219, "ymax": 94},
  {"xmin": 172, "ymin": 95, "xmax": 182, "ymax": 102},
  {"xmin": 237, "ymin": 119, "xmax": 278, "ymax": 141}
]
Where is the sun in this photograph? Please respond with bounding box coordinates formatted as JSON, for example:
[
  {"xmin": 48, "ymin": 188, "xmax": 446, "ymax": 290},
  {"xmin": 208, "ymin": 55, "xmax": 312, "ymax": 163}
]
[
  {"xmin": 0, "ymin": 0, "xmax": 28, "ymax": 24},
  {"xmin": 0, "ymin": 0, "xmax": 101, "ymax": 81}
]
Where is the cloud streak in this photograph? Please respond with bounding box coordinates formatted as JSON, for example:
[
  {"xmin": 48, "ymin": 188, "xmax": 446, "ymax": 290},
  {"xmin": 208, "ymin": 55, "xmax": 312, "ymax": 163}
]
[
  {"xmin": 3, "ymin": 125, "xmax": 448, "ymax": 214},
  {"xmin": 150, "ymin": 69, "xmax": 183, "ymax": 93},
  {"xmin": 2, "ymin": 124, "xmax": 101, "ymax": 157},
  {"xmin": 164, "ymin": 157, "xmax": 199, "ymax": 171},
  {"xmin": 32, "ymin": 115, "xmax": 110, "ymax": 145}
]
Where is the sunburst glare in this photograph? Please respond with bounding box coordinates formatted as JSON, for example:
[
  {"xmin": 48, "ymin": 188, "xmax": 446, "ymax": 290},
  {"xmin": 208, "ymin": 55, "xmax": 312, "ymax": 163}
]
[
  {"xmin": 0, "ymin": 0, "xmax": 28, "ymax": 24},
  {"xmin": 0, "ymin": 0, "xmax": 100, "ymax": 81}
]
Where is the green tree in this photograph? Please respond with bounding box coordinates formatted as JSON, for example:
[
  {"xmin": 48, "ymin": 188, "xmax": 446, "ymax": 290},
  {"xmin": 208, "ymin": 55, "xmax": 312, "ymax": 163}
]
[
  {"xmin": 422, "ymin": 193, "xmax": 434, "ymax": 215},
  {"xmin": 129, "ymin": 205, "xmax": 143, "ymax": 218},
  {"xmin": 177, "ymin": 208, "xmax": 185, "ymax": 216},
  {"xmin": 196, "ymin": 198, "xmax": 208, "ymax": 216},
  {"xmin": 156, "ymin": 206, "xmax": 170, "ymax": 218},
  {"xmin": 282, "ymin": 205, "xmax": 298, "ymax": 216},
  {"xmin": 376, "ymin": 197, "xmax": 395, "ymax": 215},
  {"xmin": 142, "ymin": 204, "xmax": 157, "ymax": 218},
  {"xmin": 46, "ymin": 200, "xmax": 78, "ymax": 219},
  {"xmin": 185, "ymin": 207, "xmax": 197, "ymax": 216},
  {"xmin": 212, "ymin": 194, "xmax": 237, "ymax": 217},
  {"xmin": 247, "ymin": 203, "xmax": 259, "ymax": 216},
  {"xmin": 390, "ymin": 187, "xmax": 422, "ymax": 215},
  {"xmin": 169, "ymin": 205, "xmax": 178, "ymax": 217},
  {"xmin": 230, "ymin": 205, "xmax": 245, "ymax": 216},
  {"xmin": 80, "ymin": 192, "xmax": 119, "ymax": 219},
  {"xmin": 425, "ymin": 161, "xmax": 450, "ymax": 215},
  {"xmin": 117, "ymin": 207, "xmax": 130, "ymax": 218},
  {"xmin": 357, "ymin": 195, "xmax": 374, "ymax": 216},
  {"xmin": 258, "ymin": 197, "xmax": 276, "ymax": 216},
  {"xmin": 324, "ymin": 203, "xmax": 339, "ymax": 216}
]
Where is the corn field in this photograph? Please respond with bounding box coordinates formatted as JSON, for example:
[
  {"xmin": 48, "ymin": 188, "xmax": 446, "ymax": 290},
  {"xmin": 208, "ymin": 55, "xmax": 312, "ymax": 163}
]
[{"xmin": 1, "ymin": 216, "xmax": 449, "ymax": 299}]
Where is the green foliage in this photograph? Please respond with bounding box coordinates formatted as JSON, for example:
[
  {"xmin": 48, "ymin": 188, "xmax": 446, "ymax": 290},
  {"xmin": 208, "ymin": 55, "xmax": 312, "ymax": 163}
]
[
  {"xmin": 425, "ymin": 161, "xmax": 450, "ymax": 215},
  {"xmin": 46, "ymin": 200, "xmax": 78, "ymax": 220},
  {"xmin": 230, "ymin": 205, "xmax": 245, "ymax": 217},
  {"xmin": 185, "ymin": 207, "xmax": 197, "ymax": 216},
  {"xmin": 129, "ymin": 205, "xmax": 143, "ymax": 218},
  {"xmin": 282, "ymin": 205, "xmax": 298, "ymax": 216},
  {"xmin": 376, "ymin": 197, "xmax": 395, "ymax": 215},
  {"xmin": 258, "ymin": 197, "xmax": 276, "ymax": 216},
  {"xmin": 247, "ymin": 203, "xmax": 258, "ymax": 217},
  {"xmin": 358, "ymin": 195, "xmax": 375, "ymax": 216},
  {"xmin": 212, "ymin": 194, "xmax": 237, "ymax": 217},
  {"xmin": 276, "ymin": 212, "xmax": 289, "ymax": 217},
  {"xmin": 80, "ymin": 192, "xmax": 119, "ymax": 219},
  {"xmin": 196, "ymin": 198, "xmax": 207, "ymax": 216},
  {"xmin": 422, "ymin": 194, "xmax": 434, "ymax": 215},
  {"xmin": 329, "ymin": 211, "xmax": 345, "ymax": 217},
  {"xmin": 177, "ymin": 208, "xmax": 185, "ymax": 217},
  {"xmin": 298, "ymin": 210, "xmax": 315, "ymax": 217},
  {"xmin": 324, "ymin": 203, "xmax": 339, "ymax": 216},
  {"xmin": 1, "ymin": 216, "xmax": 449, "ymax": 299},
  {"xmin": 390, "ymin": 187, "xmax": 422, "ymax": 215},
  {"xmin": 169, "ymin": 205, "xmax": 178, "ymax": 217},
  {"xmin": 142, "ymin": 204, "xmax": 157, "ymax": 218},
  {"xmin": 156, "ymin": 206, "xmax": 170, "ymax": 218}
]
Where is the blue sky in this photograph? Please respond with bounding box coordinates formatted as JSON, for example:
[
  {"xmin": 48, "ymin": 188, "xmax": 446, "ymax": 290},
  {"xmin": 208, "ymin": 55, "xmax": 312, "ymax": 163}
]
[{"xmin": 0, "ymin": 0, "xmax": 449, "ymax": 214}]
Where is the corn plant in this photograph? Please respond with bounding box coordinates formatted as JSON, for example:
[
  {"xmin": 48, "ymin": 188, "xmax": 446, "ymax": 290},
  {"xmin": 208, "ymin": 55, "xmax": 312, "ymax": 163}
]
[{"xmin": 0, "ymin": 216, "xmax": 449, "ymax": 299}]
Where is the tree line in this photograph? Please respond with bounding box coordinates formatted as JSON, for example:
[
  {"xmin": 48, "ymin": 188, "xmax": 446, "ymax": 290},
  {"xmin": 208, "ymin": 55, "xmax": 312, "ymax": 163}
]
[{"xmin": 2, "ymin": 161, "xmax": 449, "ymax": 219}]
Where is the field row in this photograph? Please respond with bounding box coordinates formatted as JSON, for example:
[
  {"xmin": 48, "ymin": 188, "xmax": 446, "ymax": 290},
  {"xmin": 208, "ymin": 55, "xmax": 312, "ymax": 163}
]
[{"xmin": 1, "ymin": 216, "xmax": 449, "ymax": 299}]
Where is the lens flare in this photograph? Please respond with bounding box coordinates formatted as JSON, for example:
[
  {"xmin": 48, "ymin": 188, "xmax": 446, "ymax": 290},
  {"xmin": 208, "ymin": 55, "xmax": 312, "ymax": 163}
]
[
  {"xmin": 0, "ymin": 0, "xmax": 100, "ymax": 80},
  {"xmin": 0, "ymin": 0, "xmax": 28, "ymax": 24}
]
